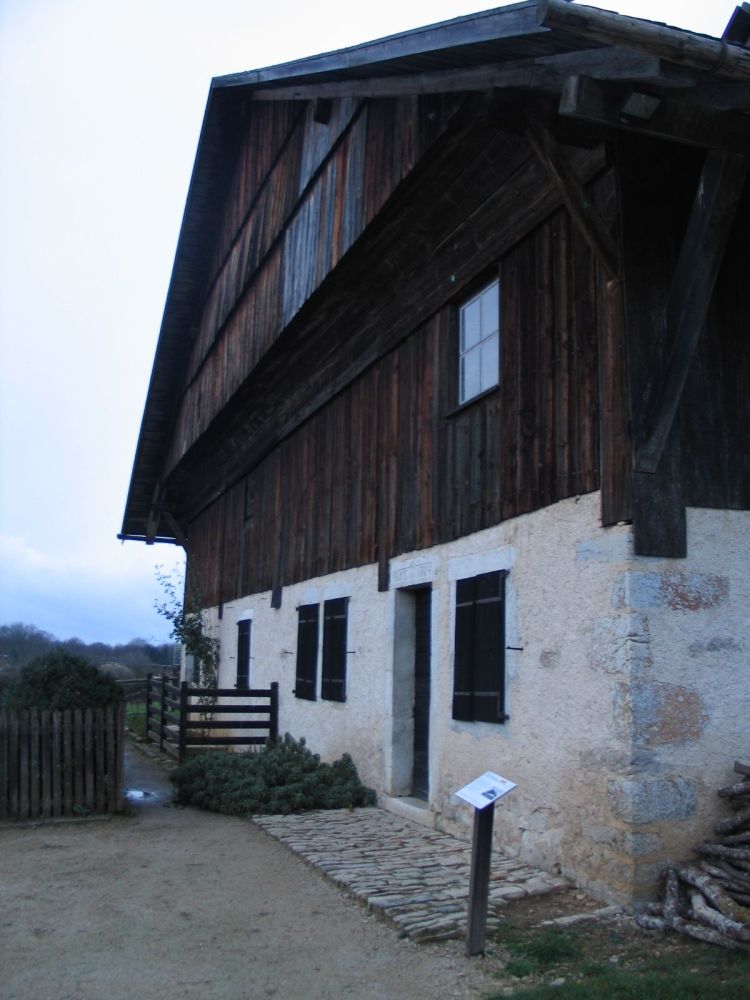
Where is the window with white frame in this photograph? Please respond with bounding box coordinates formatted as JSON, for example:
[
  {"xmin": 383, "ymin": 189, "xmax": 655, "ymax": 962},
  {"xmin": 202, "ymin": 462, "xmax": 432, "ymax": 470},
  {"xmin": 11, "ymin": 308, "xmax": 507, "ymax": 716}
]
[
  {"xmin": 458, "ymin": 278, "xmax": 500, "ymax": 405},
  {"xmin": 293, "ymin": 597, "xmax": 349, "ymax": 703}
]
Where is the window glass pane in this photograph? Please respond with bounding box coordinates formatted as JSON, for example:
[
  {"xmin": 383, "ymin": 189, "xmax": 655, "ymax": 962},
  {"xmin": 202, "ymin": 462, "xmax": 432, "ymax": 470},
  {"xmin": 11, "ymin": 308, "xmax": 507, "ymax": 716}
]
[
  {"xmin": 480, "ymin": 281, "xmax": 499, "ymax": 336},
  {"xmin": 460, "ymin": 346, "xmax": 481, "ymax": 403},
  {"xmin": 460, "ymin": 296, "xmax": 481, "ymax": 351},
  {"xmin": 480, "ymin": 331, "xmax": 499, "ymax": 394}
]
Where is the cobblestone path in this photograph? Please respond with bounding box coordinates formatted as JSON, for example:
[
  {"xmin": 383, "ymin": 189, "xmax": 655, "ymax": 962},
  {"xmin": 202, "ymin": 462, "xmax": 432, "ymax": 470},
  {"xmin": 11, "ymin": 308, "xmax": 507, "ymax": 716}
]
[{"xmin": 254, "ymin": 808, "xmax": 568, "ymax": 943}]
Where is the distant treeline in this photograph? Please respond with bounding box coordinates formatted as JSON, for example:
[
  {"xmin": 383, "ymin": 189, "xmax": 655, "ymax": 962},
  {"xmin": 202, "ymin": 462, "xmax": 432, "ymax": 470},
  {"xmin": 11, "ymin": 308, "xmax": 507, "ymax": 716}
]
[{"xmin": 0, "ymin": 623, "xmax": 179, "ymax": 676}]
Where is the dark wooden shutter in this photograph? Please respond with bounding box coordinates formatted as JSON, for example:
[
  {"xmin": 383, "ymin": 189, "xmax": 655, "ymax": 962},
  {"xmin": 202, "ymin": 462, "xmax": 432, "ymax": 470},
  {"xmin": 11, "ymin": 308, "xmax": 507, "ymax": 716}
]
[
  {"xmin": 452, "ymin": 571, "xmax": 506, "ymax": 723},
  {"xmin": 472, "ymin": 571, "xmax": 506, "ymax": 722},
  {"xmin": 452, "ymin": 578, "xmax": 476, "ymax": 721},
  {"xmin": 236, "ymin": 619, "xmax": 251, "ymax": 688},
  {"xmin": 295, "ymin": 604, "xmax": 319, "ymax": 700},
  {"xmin": 321, "ymin": 597, "xmax": 348, "ymax": 702}
]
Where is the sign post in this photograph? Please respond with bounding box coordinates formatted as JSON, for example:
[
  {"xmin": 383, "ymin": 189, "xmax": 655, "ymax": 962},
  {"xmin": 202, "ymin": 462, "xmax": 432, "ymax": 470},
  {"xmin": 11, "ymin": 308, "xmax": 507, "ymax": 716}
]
[{"xmin": 454, "ymin": 771, "xmax": 516, "ymax": 957}]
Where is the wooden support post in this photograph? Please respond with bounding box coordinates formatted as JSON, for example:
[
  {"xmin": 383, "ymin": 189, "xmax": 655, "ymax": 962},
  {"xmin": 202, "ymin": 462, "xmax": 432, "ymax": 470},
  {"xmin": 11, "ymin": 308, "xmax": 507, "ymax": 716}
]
[
  {"xmin": 466, "ymin": 802, "xmax": 495, "ymax": 957},
  {"xmin": 114, "ymin": 703, "xmax": 125, "ymax": 812},
  {"xmin": 159, "ymin": 674, "xmax": 167, "ymax": 752},
  {"xmin": 269, "ymin": 682, "xmax": 279, "ymax": 741},
  {"xmin": 144, "ymin": 672, "xmax": 152, "ymax": 744},
  {"xmin": 178, "ymin": 681, "xmax": 189, "ymax": 763}
]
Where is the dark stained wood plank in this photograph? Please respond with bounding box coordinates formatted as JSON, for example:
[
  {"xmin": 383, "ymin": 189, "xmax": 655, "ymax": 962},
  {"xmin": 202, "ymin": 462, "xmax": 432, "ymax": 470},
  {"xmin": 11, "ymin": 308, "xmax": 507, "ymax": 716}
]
[
  {"xmin": 0, "ymin": 714, "xmax": 7, "ymax": 821},
  {"xmin": 95, "ymin": 709, "xmax": 106, "ymax": 813},
  {"xmin": 616, "ymin": 134, "xmax": 687, "ymax": 557},
  {"xmin": 635, "ymin": 150, "xmax": 749, "ymax": 473},
  {"xmin": 8, "ymin": 712, "xmax": 19, "ymax": 819},
  {"xmin": 29, "ymin": 711, "xmax": 40, "ymax": 819},
  {"xmin": 40, "ymin": 711, "xmax": 51, "ymax": 819},
  {"xmin": 84, "ymin": 709, "xmax": 95, "ymax": 811},
  {"xmin": 18, "ymin": 713, "xmax": 30, "ymax": 820},
  {"xmin": 63, "ymin": 710, "xmax": 73, "ymax": 815}
]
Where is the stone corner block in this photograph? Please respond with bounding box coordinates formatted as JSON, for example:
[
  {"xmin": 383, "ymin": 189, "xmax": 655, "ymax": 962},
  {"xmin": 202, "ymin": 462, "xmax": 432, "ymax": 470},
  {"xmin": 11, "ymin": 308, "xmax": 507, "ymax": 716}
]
[{"xmin": 606, "ymin": 776, "xmax": 697, "ymax": 825}]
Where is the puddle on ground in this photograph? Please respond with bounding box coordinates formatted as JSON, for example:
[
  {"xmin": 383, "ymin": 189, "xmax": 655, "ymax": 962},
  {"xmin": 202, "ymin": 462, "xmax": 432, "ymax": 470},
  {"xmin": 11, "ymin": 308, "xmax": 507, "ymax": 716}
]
[{"xmin": 125, "ymin": 788, "xmax": 154, "ymax": 801}]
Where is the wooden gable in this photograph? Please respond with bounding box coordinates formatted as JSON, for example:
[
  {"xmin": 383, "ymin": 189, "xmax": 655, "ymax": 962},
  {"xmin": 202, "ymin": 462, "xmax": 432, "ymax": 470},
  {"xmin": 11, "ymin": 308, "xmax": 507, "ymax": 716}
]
[{"xmin": 122, "ymin": 1, "xmax": 750, "ymax": 608}]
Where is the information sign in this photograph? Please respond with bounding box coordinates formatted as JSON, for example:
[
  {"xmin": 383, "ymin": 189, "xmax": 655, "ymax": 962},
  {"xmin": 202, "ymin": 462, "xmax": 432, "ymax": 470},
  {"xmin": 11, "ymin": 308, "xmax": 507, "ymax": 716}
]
[{"xmin": 454, "ymin": 771, "xmax": 516, "ymax": 811}]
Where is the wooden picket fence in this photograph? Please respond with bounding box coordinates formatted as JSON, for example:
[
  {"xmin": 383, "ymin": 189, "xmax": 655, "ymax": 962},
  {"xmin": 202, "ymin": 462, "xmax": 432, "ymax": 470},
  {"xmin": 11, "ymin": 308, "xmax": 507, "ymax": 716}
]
[{"xmin": 0, "ymin": 705, "xmax": 125, "ymax": 821}]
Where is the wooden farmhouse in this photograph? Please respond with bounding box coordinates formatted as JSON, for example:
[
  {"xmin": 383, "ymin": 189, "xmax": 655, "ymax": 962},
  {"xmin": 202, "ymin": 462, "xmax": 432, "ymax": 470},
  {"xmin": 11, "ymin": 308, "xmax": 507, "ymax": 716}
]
[{"xmin": 122, "ymin": 1, "xmax": 750, "ymax": 905}]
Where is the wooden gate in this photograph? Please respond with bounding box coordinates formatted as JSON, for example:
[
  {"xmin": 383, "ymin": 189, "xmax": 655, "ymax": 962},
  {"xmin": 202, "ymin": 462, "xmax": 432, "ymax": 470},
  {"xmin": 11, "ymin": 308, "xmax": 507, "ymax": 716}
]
[{"xmin": 144, "ymin": 674, "xmax": 279, "ymax": 762}]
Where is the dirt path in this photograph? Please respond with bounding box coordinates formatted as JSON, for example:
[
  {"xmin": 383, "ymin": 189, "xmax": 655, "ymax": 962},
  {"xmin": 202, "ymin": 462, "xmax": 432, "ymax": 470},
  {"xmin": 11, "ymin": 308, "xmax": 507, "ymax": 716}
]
[{"xmin": 0, "ymin": 744, "xmax": 499, "ymax": 1000}]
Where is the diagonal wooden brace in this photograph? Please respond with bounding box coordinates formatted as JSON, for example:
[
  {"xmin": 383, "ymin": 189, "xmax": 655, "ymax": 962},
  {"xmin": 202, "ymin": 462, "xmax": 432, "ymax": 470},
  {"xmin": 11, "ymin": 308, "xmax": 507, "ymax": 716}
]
[{"xmin": 635, "ymin": 149, "xmax": 749, "ymax": 474}]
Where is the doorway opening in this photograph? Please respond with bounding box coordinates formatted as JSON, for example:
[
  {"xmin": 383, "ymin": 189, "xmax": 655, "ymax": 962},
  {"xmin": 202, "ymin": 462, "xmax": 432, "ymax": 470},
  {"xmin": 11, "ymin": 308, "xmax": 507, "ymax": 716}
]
[{"xmin": 392, "ymin": 587, "xmax": 432, "ymax": 801}]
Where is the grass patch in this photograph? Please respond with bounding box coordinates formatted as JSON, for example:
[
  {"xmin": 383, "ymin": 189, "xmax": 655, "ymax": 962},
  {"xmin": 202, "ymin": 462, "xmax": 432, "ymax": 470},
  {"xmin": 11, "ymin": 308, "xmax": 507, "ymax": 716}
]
[
  {"xmin": 496, "ymin": 925, "xmax": 581, "ymax": 978},
  {"xmin": 495, "ymin": 965, "xmax": 750, "ymax": 999},
  {"xmin": 125, "ymin": 701, "xmax": 147, "ymax": 738},
  {"xmin": 488, "ymin": 904, "xmax": 750, "ymax": 1000}
]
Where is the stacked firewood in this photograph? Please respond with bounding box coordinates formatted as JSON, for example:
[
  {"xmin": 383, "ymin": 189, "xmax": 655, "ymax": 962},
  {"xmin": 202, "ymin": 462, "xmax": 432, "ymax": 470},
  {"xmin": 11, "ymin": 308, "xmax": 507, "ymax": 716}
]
[{"xmin": 637, "ymin": 760, "xmax": 750, "ymax": 950}]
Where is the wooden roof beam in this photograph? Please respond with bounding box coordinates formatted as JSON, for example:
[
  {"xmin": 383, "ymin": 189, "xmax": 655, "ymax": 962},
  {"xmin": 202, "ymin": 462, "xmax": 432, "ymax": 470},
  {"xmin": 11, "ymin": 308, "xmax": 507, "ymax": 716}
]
[
  {"xmin": 249, "ymin": 50, "xmax": 693, "ymax": 102},
  {"xmin": 635, "ymin": 149, "xmax": 749, "ymax": 474},
  {"xmin": 559, "ymin": 76, "xmax": 750, "ymax": 155},
  {"xmin": 524, "ymin": 117, "xmax": 619, "ymax": 279},
  {"xmin": 723, "ymin": 3, "xmax": 750, "ymax": 46},
  {"xmin": 250, "ymin": 47, "xmax": 697, "ymax": 101},
  {"xmin": 539, "ymin": 0, "xmax": 750, "ymax": 80}
]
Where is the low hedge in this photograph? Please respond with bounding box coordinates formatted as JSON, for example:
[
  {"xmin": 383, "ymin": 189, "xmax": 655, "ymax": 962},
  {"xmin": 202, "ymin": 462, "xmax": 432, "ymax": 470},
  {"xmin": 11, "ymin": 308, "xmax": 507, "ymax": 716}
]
[{"xmin": 171, "ymin": 734, "xmax": 376, "ymax": 815}]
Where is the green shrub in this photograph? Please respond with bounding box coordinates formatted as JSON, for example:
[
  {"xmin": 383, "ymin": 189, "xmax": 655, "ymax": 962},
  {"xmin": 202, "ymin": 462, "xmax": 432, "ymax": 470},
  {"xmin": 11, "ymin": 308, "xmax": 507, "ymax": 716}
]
[
  {"xmin": 171, "ymin": 734, "xmax": 377, "ymax": 815},
  {"xmin": 1, "ymin": 649, "xmax": 124, "ymax": 711}
]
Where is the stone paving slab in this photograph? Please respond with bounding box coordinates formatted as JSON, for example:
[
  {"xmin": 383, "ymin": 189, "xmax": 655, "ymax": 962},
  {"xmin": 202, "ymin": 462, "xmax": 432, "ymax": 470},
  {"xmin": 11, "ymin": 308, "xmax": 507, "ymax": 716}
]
[{"xmin": 254, "ymin": 807, "xmax": 568, "ymax": 943}]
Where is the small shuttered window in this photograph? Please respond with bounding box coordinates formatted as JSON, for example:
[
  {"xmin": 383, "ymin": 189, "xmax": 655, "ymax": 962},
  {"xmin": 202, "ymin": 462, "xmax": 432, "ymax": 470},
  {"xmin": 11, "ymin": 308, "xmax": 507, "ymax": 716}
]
[
  {"xmin": 452, "ymin": 570, "xmax": 506, "ymax": 723},
  {"xmin": 236, "ymin": 619, "xmax": 251, "ymax": 688},
  {"xmin": 321, "ymin": 597, "xmax": 348, "ymax": 702},
  {"xmin": 295, "ymin": 604, "xmax": 319, "ymax": 701}
]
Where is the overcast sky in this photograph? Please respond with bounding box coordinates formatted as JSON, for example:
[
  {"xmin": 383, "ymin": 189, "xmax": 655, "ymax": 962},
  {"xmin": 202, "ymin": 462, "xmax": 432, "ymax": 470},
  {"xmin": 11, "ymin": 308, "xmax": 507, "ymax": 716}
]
[{"xmin": 0, "ymin": 0, "xmax": 738, "ymax": 644}]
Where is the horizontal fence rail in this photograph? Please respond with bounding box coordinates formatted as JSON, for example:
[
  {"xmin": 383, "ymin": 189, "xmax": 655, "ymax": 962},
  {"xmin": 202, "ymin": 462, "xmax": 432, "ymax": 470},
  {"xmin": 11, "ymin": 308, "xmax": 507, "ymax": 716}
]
[
  {"xmin": 0, "ymin": 705, "xmax": 125, "ymax": 821},
  {"xmin": 144, "ymin": 675, "xmax": 279, "ymax": 762}
]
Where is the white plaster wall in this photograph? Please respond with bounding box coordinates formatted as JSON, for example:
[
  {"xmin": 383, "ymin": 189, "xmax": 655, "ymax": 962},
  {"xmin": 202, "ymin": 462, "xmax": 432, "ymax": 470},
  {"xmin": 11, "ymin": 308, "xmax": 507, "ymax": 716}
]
[
  {"xmin": 198, "ymin": 496, "xmax": 749, "ymax": 905},
  {"xmin": 423, "ymin": 492, "xmax": 636, "ymax": 899},
  {"xmin": 212, "ymin": 564, "xmax": 391, "ymax": 791}
]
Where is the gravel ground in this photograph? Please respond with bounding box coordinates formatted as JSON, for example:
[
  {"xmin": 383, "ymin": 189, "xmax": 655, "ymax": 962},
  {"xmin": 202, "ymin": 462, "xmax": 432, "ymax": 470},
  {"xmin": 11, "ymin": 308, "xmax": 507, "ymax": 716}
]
[{"xmin": 0, "ymin": 744, "xmax": 501, "ymax": 1000}]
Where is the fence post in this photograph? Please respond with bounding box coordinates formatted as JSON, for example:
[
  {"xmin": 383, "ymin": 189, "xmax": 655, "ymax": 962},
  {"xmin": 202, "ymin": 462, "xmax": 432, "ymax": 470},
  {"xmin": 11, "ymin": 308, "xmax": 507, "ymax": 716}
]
[
  {"xmin": 159, "ymin": 673, "xmax": 167, "ymax": 751},
  {"xmin": 178, "ymin": 681, "xmax": 189, "ymax": 763},
  {"xmin": 114, "ymin": 702, "xmax": 125, "ymax": 812},
  {"xmin": 144, "ymin": 672, "xmax": 153, "ymax": 744},
  {"xmin": 269, "ymin": 682, "xmax": 279, "ymax": 741}
]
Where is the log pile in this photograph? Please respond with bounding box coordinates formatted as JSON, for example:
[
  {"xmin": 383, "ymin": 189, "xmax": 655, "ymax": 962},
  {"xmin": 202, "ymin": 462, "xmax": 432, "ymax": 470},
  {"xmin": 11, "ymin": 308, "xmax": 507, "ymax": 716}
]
[{"xmin": 637, "ymin": 760, "xmax": 750, "ymax": 950}]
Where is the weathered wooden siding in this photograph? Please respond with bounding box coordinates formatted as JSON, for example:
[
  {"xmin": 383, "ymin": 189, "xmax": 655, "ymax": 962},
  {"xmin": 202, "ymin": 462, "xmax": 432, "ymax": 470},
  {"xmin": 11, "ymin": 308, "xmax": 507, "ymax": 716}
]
[
  {"xmin": 681, "ymin": 174, "xmax": 750, "ymax": 512},
  {"xmin": 167, "ymin": 94, "xmax": 464, "ymax": 476},
  {"xmin": 186, "ymin": 195, "xmax": 610, "ymax": 607},
  {"xmin": 618, "ymin": 136, "xmax": 750, "ymax": 554}
]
